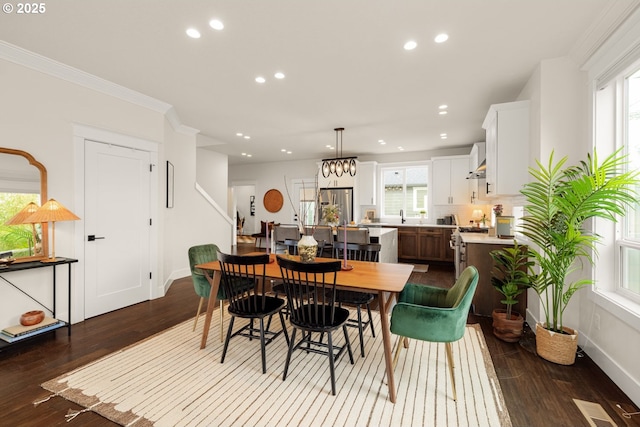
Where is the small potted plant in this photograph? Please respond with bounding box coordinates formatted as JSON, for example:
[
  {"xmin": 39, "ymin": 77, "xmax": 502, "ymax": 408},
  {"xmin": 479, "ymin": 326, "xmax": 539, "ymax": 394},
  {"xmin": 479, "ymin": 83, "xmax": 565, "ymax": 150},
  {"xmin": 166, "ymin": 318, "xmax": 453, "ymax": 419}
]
[{"xmin": 489, "ymin": 241, "xmax": 534, "ymax": 342}]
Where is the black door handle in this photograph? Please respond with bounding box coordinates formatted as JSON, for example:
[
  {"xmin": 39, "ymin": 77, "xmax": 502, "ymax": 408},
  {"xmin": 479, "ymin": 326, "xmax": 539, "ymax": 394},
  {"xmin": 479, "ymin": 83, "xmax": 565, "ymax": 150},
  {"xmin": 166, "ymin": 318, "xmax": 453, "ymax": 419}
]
[{"xmin": 87, "ymin": 235, "xmax": 105, "ymax": 241}]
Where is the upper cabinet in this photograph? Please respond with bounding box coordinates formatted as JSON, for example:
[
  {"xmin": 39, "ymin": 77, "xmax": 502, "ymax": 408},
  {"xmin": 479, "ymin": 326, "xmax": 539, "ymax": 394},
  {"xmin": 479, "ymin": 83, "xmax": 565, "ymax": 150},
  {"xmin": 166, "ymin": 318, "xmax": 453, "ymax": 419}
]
[
  {"xmin": 431, "ymin": 155, "xmax": 470, "ymax": 205},
  {"xmin": 356, "ymin": 161, "xmax": 377, "ymax": 205},
  {"xmin": 482, "ymin": 100, "xmax": 530, "ymax": 197},
  {"xmin": 469, "ymin": 142, "xmax": 488, "ymax": 203}
]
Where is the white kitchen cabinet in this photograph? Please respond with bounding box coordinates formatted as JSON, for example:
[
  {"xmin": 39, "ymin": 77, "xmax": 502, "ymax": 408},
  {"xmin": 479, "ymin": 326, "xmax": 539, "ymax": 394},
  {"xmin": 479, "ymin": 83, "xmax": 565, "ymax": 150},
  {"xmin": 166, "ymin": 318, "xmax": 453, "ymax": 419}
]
[
  {"xmin": 469, "ymin": 142, "xmax": 488, "ymax": 203},
  {"xmin": 482, "ymin": 100, "xmax": 530, "ymax": 196},
  {"xmin": 431, "ymin": 155, "xmax": 470, "ymax": 205},
  {"xmin": 356, "ymin": 161, "xmax": 377, "ymax": 205}
]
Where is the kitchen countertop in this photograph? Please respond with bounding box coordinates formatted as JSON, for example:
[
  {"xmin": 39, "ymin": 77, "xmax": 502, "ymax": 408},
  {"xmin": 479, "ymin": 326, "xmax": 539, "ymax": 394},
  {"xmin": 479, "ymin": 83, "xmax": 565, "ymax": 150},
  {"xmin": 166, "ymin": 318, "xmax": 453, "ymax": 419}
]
[
  {"xmin": 366, "ymin": 227, "xmax": 397, "ymax": 237},
  {"xmin": 460, "ymin": 232, "xmax": 521, "ymax": 245},
  {"xmin": 360, "ymin": 223, "xmax": 458, "ymax": 229}
]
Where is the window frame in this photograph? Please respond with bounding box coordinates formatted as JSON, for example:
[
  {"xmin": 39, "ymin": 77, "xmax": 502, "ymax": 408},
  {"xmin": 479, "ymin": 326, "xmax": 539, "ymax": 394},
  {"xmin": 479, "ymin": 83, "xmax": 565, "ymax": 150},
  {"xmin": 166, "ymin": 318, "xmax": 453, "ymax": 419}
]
[
  {"xmin": 378, "ymin": 161, "xmax": 429, "ymax": 220},
  {"xmin": 592, "ymin": 50, "xmax": 640, "ymax": 321}
]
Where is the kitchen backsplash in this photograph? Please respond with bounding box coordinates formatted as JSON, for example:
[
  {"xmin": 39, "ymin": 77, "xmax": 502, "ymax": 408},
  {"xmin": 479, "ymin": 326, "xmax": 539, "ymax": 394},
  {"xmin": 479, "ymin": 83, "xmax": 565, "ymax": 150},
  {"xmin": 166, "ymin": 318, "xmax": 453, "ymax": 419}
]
[{"xmin": 431, "ymin": 198, "xmax": 523, "ymax": 227}]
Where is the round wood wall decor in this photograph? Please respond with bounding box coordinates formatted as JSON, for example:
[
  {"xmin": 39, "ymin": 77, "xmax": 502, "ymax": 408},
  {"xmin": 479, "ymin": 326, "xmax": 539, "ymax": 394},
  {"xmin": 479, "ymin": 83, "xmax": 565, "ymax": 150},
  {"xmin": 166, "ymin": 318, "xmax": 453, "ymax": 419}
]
[{"xmin": 263, "ymin": 189, "xmax": 284, "ymax": 213}]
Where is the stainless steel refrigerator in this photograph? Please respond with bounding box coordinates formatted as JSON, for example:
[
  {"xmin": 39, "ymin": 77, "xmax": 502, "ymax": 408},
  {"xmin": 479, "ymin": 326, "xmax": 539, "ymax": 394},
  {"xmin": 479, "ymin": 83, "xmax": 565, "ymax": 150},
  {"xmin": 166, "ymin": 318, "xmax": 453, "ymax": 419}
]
[{"xmin": 318, "ymin": 187, "xmax": 353, "ymax": 224}]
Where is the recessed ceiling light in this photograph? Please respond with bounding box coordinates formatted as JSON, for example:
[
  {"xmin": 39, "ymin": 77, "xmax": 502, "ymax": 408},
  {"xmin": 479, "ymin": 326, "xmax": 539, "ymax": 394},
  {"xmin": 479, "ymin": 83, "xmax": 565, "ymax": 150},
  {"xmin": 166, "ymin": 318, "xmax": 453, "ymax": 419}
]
[
  {"xmin": 243, "ymin": 135, "xmax": 251, "ymax": 139},
  {"xmin": 241, "ymin": 153, "xmax": 247, "ymax": 156},
  {"xmin": 209, "ymin": 19, "xmax": 224, "ymax": 30},
  {"xmin": 378, "ymin": 140, "xmax": 386, "ymax": 145},
  {"xmin": 286, "ymin": 151, "xmax": 292, "ymax": 154},
  {"xmin": 434, "ymin": 33, "xmax": 449, "ymax": 43},
  {"xmin": 186, "ymin": 28, "xmax": 201, "ymax": 39},
  {"xmin": 326, "ymin": 145, "xmax": 334, "ymax": 149},
  {"xmin": 281, "ymin": 149, "xmax": 287, "ymax": 152},
  {"xmin": 440, "ymin": 133, "xmax": 448, "ymax": 139},
  {"xmin": 439, "ymin": 104, "xmax": 448, "ymax": 110},
  {"xmin": 274, "ymin": 72, "xmax": 285, "ymax": 79},
  {"xmin": 439, "ymin": 111, "xmax": 448, "ymax": 115},
  {"xmin": 255, "ymin": 76, "xmax": 266, "ymax": 84},
  {"xmin": 403, "ymin": 40, "xmax": 417, "ymax": 50},
  {"xmin": 246, "ymin": 154, "xmax": 252, "ymax": 158},
  {"xmin": 236, "ymin": 132, "xmax": 243, "ymax": 137}
]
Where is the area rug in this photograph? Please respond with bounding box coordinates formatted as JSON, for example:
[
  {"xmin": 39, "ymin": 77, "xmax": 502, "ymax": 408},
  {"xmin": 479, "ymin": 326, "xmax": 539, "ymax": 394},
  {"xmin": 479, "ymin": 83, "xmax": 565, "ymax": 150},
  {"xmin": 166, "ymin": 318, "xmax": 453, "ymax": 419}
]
[{"xmin": 39, "ymin": 313, "xmax": 512, "ymax": 427}]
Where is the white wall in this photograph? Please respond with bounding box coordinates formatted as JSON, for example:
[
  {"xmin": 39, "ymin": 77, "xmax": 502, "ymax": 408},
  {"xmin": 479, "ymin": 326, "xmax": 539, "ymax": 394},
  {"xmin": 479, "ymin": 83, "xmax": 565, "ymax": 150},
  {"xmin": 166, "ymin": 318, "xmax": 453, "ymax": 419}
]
[
  {"xmin": 229, "ymin": 159, "xmax": 319, "ymax": 232},
  {"xmin": 0, "ymin": 55, "xmax": 230, "ymax": 327},
  {"xmin": 196, "ymin": 147, "xmax": 229, "ymax": 210},
  {"xmin": 519, "ymin": 51, "xmax": 640, "ymax": 405}
]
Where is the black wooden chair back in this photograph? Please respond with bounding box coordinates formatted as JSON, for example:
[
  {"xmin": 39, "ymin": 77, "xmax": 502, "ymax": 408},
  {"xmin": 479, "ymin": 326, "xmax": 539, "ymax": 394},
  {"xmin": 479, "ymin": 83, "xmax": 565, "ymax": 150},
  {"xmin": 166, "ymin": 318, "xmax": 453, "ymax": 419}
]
[
  {"xmin": 333, "ymin": 242, "xmax": 381, "ymax": 262},
  {"xmin": 218, "ymin": 252, "xmax": 267, "ymax": 314},
  {"xmin": 217, "ymin": 252, "xmax": 289, "ymax": 374},
  {"xmin": 276, "ymin": 257, "xmax": 342, "ymax": 329},
  {"xmin": 331, "ymin": 242, "xmax": 381, "ymax": 357},
  {"xmin": 276, "ymin": 255, "xmax": 354, "ymax": 395}
]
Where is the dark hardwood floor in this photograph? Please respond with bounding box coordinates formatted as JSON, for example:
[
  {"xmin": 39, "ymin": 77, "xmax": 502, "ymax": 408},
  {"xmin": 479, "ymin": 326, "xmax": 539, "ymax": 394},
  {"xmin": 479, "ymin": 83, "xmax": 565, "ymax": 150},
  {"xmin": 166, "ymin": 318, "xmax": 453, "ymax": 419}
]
[{"xmin": 1, "ymin": 242, "xmax": 639, "ymax": 427}]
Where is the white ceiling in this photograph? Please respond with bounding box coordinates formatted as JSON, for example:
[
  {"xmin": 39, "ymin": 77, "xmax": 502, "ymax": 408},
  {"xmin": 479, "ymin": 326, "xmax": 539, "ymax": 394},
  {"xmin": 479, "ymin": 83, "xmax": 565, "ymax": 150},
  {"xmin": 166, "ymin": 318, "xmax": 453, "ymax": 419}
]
[{"xmin": 1, "ymin": 0, "xmax": 638, "ymax": 165}]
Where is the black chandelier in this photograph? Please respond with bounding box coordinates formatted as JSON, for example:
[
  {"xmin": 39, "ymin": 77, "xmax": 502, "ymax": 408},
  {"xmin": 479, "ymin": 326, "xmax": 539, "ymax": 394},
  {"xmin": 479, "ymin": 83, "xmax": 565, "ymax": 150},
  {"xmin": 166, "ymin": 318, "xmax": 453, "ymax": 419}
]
[{"xmin": 321, "ymin": 127, "xmax": 357, "ymax": 178}]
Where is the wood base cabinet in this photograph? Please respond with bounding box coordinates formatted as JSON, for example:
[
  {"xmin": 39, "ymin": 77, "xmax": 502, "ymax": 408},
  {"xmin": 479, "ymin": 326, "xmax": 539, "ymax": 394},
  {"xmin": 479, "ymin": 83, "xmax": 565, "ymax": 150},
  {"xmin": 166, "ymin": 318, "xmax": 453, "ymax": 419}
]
[{"xmin": 397, "ymin": 227, "xmax": 453, "ymax": 263}]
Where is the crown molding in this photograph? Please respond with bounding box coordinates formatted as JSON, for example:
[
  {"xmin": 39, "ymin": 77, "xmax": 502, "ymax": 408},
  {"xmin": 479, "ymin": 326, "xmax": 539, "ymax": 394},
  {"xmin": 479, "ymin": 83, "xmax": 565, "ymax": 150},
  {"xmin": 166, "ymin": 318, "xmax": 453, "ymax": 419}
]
[
  {"xmin": 0, "ymin": 41, "xmax": 199, "ymax": 136},
  {"xmin": 569, "ymin": 1, "xmax": 640, "ymax": 68}
]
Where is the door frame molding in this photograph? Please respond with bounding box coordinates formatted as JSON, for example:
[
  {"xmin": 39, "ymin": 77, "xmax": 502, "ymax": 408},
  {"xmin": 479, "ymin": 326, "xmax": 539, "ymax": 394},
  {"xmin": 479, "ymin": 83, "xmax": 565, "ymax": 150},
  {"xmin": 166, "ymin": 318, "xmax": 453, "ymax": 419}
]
[{"xmin": 73, "ymin": 124, "xmax": 159, "ymax": 323}]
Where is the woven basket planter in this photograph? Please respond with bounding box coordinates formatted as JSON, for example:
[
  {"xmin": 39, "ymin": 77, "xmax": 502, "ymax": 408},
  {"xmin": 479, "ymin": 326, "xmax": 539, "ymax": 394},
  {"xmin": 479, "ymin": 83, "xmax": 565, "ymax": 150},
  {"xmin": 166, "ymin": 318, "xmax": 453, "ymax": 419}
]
[
  {"xmin": 492, "ymin": 309, "xmax": 524, "ymax": 343},
  {"xmin": 535, "ymin": 323, "xmax": 578, "ymax": 365}
]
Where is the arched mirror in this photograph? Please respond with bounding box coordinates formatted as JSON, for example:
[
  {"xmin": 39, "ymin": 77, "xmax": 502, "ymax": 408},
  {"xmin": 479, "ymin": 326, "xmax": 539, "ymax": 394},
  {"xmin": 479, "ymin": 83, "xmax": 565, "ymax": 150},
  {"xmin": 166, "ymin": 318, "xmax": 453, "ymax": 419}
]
[{"xmin": 0, "ymin": 147, "xmax": 49, "ymax": 261}]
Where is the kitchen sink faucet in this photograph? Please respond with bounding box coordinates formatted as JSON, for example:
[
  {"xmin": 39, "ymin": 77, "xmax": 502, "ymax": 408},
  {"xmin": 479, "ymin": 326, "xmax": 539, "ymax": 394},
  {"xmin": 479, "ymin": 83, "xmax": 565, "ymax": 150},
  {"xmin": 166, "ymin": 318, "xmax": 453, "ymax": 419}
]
[{"xmin": 400, "ymin": 209, "xmax": 405, "ymax": 224}]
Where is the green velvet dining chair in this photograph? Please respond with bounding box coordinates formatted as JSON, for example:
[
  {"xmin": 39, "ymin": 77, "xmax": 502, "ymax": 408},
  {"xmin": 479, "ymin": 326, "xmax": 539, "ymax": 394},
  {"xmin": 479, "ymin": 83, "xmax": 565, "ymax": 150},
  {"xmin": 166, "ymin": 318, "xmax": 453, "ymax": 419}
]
[
  {"xmin": 390, "ymin": 265, "xmax": 479, "ymax": 401},
  {"xmin": 188, "ymin": 243, "xmax": 227, "ymax": 341}
]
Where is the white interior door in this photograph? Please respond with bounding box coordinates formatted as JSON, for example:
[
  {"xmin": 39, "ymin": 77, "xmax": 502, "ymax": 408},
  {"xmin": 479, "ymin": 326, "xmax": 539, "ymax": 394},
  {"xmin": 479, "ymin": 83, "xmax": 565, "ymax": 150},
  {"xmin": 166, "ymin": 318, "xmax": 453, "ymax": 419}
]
[{"xmin": 84, "ymin": 140, "xmax": 151, "ymax": 318}]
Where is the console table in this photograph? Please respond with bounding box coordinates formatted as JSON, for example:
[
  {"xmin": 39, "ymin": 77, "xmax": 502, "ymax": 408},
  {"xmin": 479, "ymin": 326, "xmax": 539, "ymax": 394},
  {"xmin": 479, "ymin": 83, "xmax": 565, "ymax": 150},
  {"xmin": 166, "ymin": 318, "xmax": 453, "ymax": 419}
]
[{"xmin": 0, "ymin": 257, "xmax": 78, "ymax": 350}]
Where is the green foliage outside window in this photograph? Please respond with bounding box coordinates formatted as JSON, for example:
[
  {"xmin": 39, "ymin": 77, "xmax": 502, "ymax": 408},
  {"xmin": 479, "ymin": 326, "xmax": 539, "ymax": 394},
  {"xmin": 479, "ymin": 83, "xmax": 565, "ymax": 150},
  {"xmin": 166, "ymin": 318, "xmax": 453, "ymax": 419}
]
[{"xmin": 0, "ymin": 193, "xmax": 40, "ymax": 256}]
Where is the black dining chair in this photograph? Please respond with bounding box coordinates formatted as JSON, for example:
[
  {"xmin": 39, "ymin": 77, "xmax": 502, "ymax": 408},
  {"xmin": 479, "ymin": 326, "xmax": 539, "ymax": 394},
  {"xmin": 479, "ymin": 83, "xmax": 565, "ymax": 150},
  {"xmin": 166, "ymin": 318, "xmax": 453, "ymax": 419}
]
[
  {"xmin": 332, "ymin": 242, "xmax": 380, "ymax": 357},
  {"xmin": 218, "ymin": 252, "xmax": 289, "ymax": 374},
  {"xmin": 276, "ymin": 256, "xmax": 354, "ymax": 395}
]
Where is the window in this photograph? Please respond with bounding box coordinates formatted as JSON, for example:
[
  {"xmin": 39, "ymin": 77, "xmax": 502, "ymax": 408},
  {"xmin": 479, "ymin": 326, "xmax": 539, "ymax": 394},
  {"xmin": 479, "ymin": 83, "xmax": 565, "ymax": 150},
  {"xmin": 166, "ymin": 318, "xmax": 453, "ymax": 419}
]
[
  {"xmin": 619, "ymin": 67, "xmax": 640, "ymax": 298},
  {"xmin": 380, "ymin": 164, "xmax": 428, "ymax": 218},
  {"xmin": 594, "ymin": 58, "xmax": 640, "ymax": 304}
]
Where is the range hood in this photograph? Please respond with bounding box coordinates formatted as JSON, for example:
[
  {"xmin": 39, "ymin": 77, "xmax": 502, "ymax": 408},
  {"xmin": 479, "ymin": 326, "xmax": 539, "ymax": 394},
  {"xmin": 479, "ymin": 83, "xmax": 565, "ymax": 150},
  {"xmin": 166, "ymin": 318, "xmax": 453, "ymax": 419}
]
[{"xmin": 467, "ymin": 159, "xmax": 486, "ymax": 179}]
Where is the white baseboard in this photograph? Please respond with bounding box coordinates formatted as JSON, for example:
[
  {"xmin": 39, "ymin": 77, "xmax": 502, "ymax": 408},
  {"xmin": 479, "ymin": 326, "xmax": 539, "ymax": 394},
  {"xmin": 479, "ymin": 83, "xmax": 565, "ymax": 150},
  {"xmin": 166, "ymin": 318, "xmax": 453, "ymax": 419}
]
[
  {"xmin": 164, "ymin": 268, "xmax": 191, "ymax": 293},
  {"xmin": 580, "ymin": 331, "xmax": 640, "ymax": 407},
  {"xmin": 526, "ymin": 308, "xmax": 640, "ymax": 407}
]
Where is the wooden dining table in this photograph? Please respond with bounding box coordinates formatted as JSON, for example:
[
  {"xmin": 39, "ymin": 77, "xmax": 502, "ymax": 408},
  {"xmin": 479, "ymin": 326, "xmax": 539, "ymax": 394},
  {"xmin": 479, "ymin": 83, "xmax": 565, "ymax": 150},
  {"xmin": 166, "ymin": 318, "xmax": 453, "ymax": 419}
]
[{"xmin": 196, "ymin": 252, "xmax": 413, "ymax": 403}]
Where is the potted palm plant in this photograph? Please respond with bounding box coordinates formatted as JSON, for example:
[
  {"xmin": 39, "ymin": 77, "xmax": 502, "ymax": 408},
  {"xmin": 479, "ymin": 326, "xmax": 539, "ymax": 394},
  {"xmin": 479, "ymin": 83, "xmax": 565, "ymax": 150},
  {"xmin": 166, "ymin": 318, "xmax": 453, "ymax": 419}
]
[
  {"xmin": 490, "ymin": 241, "xmax": 534, "ymax": 342},
  {"xmin": 520, "ymin": 149, "xmax": 639, "ymax": 364}
]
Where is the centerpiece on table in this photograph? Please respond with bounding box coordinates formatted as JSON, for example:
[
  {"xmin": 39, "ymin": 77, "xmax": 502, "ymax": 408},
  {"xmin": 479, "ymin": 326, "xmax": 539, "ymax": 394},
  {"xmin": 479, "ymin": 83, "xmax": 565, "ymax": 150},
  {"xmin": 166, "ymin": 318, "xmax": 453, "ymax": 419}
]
[
  {"xmin": 322, "ymin": 204, "xmax": 340, "ymax": 227},
  {"xmin": 284, "ymin": 176, "xmax": 320, "ymax": 262}
]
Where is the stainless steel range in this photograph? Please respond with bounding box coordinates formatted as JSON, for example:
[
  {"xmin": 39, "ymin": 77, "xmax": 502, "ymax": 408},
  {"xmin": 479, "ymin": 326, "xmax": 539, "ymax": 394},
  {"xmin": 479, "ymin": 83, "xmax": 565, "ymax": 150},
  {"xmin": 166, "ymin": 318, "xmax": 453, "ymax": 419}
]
[{"xmin": 450, "ymin": 227, "xmax": 488, "ymax": 278}]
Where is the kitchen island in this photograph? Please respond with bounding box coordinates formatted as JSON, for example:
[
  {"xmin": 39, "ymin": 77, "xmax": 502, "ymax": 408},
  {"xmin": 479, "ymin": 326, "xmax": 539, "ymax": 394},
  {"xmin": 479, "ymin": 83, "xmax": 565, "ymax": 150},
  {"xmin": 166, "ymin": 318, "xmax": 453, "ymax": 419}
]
[{"xmin": 367, "ymin": 227, "xmax": 398, "ymax": 263}]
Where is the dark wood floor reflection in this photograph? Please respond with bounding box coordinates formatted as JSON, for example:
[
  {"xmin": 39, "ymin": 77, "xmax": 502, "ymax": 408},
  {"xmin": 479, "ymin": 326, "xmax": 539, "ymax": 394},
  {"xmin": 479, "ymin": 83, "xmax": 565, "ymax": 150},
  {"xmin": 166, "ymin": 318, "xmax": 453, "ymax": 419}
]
[{"xmin": 0, "ymin": 242, "xmax": 638, "ymax": 426}]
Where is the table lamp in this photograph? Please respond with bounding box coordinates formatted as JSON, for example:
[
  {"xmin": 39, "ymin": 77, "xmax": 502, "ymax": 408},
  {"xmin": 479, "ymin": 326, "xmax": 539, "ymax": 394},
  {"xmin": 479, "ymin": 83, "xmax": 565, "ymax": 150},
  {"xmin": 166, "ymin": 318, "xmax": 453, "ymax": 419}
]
[
  {"xmin": 4, "ymin": 202, "xmax": 42, "ymax": 256},
  {"xmin": 25, "ymin": 198, "xmax": 80, "ymax": 262},
  {"xmin": 471, "ymin": 209, "xmax": 484, "ymax": 227}
]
